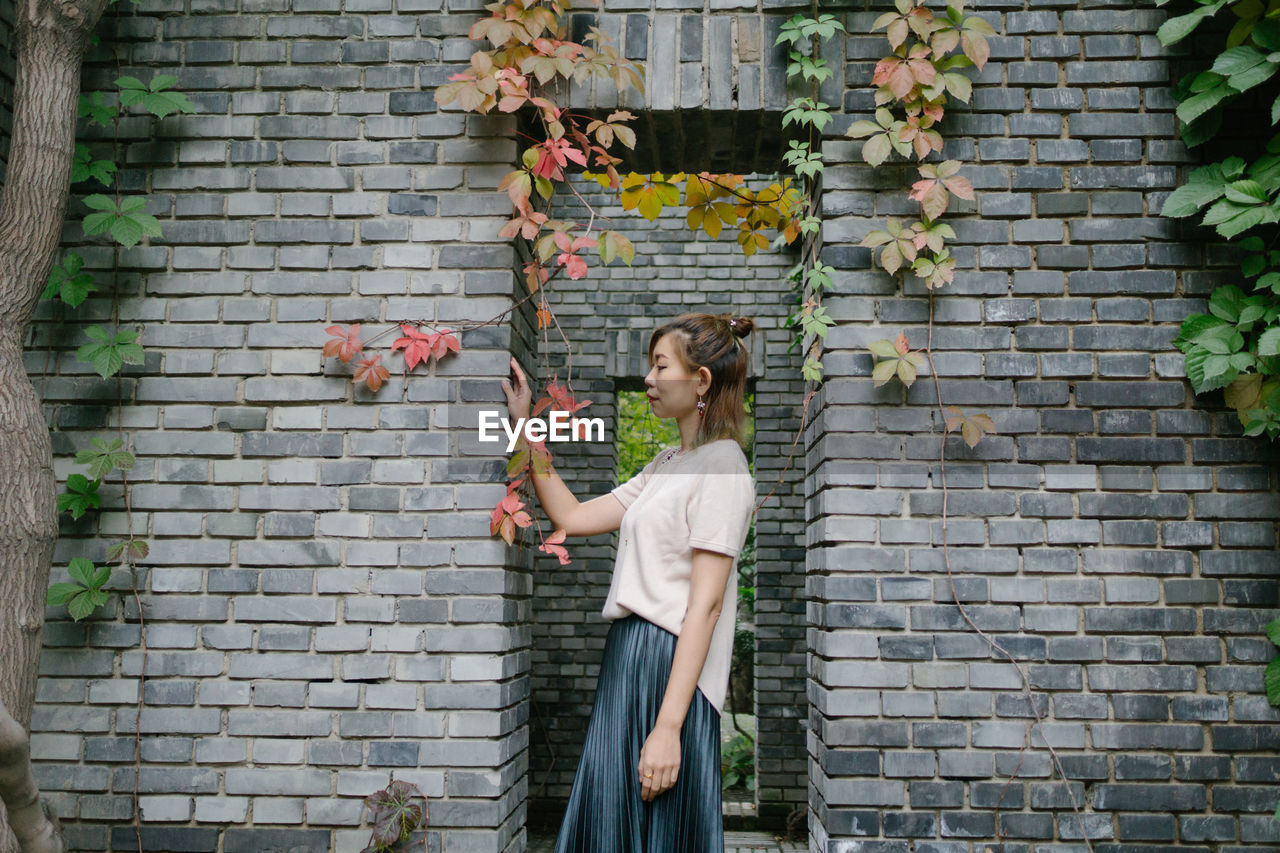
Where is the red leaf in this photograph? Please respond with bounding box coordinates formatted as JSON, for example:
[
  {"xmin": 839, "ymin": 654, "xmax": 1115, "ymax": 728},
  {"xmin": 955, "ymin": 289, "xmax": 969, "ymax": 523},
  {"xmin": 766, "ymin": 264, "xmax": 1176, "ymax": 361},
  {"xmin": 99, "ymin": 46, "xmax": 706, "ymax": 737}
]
[
  {"xmin": 557, "ymin": 251, "xmax": 588, "ymax": 279},
  {"xmin": 390, "ymin": 323, "xmax": 433, "ymax": 371},
  {"xmin": 538, "ymin": 528, "xmax": 570, "ymax": 565},
  {"xmin": 354, "ymin": 355, "xmax": 390, "ymax": 392},
  {"xmin": 324, "ymin": 324, "xmax": 363, "ymax": 363}
]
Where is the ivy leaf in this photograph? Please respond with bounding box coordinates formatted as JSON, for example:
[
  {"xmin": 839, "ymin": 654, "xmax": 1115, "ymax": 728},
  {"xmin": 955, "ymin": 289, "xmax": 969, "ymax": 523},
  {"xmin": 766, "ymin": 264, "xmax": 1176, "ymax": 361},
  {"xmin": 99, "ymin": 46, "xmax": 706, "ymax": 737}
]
[
  {"xmin": 620, "ymin": 172, "xmax": 682, "ymax": 221},
  {"xmin": 78, "ymin": 91, "xmax": 119, "ymax": 126},
  {"xmin": 71, "ymin": 143, "xmax": 118, "ymax": 187},
  {"xmin": 81, "ymin": 193, "xmax": 163, "ymax": 249},
  {"xmin": 57, "ymin": 473, "xmax": 102, "ymax": 520},
  {"xmin": 75, "ymin": 437, "xmax": 135, "ymax": 480},
  {"xmin": 1161, "ymin": 161, "xmax": 1230, "ymax": 217},
  {"xmin": 46, "ymin": 558, "xmax": 112, "ymax": 617},
  {"xmin": 862, "ymin": 134, "xmax": 892, "ymax": 167},
  {"xmin": 106, "ymin": 538, "xmax": 150, "ymax": 562},
  {"xmin": 597, "ymin": 230, "xmax": 635, "ymax": 265},
  {"xmin": 1208, "ymin": 285, "xmax": 1246, "ymax": 324},
  {"xmin": 76, "ymin": 325, "xmax": 146, "ymax": 379},
  {"xmin": 1157, "ymin": 0, "xmax": 1231, "ymax": 45},
  {"xmin": 1266, "ymin": 656, "xmax": 1280, "ymax": 706},
  {"xmin": 944, "ymin": 405, "xmax": 997, "ymax": 448},
  {"xmin": 1181, "ymin": 109, "xmax": 1224, "ymax": 149},
  {"xmin": 1266, "ymin": 616, "xmax": 1280, "ymax": 649},
  {"xmin": 1258, "ymin": 326, "xmax": 1280, "ymax": 356},
  {"xmin": 1210, "ymin": 45, "xmax": 1280, "ymax": 94},
  {"xmin": 41, "ymin": 252, "xmax": 96, "ymax": 307},
  {"xmin": 1185, "ymin": 346, "xmax": 1238, "ymax": 393},
  {"xmin": 1202, "ymin": 198, "xmax": 1277, "ymax": 238},
  {"xmin": 117, "ymin": 74, "xmax": 196, "ymax": 119},
  {"xmin": 959, "ymin": 14, "xmax": 994, "ymax": 70}
]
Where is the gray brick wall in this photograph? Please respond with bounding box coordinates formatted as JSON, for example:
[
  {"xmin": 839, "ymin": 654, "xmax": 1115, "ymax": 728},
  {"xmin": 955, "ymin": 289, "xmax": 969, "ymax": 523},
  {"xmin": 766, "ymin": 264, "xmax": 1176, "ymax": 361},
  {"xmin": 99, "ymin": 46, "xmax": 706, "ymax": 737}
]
[
  {"xmin": 16, "ymin": 0, "xmax": 1280, "ymax": 850},
  {"xmin": 809, "ymin": 1, "xmax": 1280, "ymax": 851}
]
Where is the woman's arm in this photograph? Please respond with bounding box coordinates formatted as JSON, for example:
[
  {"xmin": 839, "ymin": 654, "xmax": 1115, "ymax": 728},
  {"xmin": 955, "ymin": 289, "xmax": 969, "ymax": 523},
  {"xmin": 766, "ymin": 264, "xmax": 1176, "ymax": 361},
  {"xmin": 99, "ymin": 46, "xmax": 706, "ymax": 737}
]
[
  {"xmin": 527, "ymin": 453, "xmax": 580, "ymax": 533},
  {"xmin": 654, "ymin": 548, "xmax": 734, "ymax": 732}
]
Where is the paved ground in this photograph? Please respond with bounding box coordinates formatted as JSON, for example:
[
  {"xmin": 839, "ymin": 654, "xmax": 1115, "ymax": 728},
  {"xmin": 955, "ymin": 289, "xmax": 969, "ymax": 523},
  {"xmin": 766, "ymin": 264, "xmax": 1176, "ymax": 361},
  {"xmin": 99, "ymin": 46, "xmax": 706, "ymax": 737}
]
[{"xmin": 526, "ymin": 829, "xmax": 805, "ymax": 852}]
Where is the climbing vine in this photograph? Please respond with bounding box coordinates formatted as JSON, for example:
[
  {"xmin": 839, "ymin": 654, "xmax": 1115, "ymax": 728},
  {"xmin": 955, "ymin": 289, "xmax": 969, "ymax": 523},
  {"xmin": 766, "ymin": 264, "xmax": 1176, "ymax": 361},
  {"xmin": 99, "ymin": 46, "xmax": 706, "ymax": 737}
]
[
  {"xmin": 323, "ymin": 0, "xmax": 809, "ymax": 567},
  {"xmin": 33, "ymin": 7, "xmax": 197, "ymax": 846},
  {"xmin": 849, "ymin": 0, "xmax": 998, "ymax": 448},
  {"xmin": 846, "ymin": 0, "xmax": 1112, "ymax": 845},
  {"xmin": 1154, "ymin": 0, "xmax": 1280, "ymax": 440},
  {"xmin": 1155, "ymin": 0, "xmax": 1280, "ymax": 822}
]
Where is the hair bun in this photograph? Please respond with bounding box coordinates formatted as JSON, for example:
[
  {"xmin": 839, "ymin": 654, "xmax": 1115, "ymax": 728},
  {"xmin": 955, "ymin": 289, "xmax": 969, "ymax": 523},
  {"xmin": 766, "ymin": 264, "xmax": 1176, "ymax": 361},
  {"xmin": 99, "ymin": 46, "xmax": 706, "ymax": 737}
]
[{"xmin": 726, "ymin": 315, "xmax": 754, "ymax": 338}]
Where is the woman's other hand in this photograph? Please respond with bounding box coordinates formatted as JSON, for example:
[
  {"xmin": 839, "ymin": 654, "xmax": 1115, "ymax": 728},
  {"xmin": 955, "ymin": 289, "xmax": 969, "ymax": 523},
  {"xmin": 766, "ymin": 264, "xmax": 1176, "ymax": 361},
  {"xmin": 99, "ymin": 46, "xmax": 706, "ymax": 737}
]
[
  {"xmin": 501, "ymin": 356, "xmax": 531, "ymax": 423},
  {"xmin": 637, "ymin": 722, "xmax": 681, "ymax": 802}
]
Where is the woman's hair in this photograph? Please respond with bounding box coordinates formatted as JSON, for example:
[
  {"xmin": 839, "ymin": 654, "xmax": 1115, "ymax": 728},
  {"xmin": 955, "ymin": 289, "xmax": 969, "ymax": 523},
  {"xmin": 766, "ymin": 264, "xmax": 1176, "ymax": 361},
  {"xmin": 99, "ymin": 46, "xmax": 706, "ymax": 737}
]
[{"xmin": 647, "ymin": 312, "xmax": 754, "ymax": 450}]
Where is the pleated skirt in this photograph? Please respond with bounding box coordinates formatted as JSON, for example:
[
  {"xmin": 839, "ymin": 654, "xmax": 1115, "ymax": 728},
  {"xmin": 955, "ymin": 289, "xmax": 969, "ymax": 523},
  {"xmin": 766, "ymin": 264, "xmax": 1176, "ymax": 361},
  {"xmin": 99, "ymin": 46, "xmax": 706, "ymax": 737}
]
[{"xmin": 553, "ymin": 612, "xmax": 724, "ymax": 853}]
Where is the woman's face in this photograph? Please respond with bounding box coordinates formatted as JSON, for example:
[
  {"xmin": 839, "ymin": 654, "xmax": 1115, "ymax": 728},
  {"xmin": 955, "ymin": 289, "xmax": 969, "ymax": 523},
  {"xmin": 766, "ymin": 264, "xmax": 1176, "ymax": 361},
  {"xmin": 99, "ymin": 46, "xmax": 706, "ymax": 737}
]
[{"xmin": 644, "ymin": 334, "xmax": 708, "ymax": 417}]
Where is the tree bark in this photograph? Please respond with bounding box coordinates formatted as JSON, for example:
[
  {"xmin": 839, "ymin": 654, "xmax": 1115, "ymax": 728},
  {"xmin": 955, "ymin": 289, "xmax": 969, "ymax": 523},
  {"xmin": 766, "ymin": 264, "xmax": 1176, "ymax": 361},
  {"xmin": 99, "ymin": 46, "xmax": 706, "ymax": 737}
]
[
  {"xmin": 0, "ymin": 0, "xmax": 110, "ymax": 849},
  {"xmin": 0, "ymin": 701, "xmax": 61, "ymax": 853}
]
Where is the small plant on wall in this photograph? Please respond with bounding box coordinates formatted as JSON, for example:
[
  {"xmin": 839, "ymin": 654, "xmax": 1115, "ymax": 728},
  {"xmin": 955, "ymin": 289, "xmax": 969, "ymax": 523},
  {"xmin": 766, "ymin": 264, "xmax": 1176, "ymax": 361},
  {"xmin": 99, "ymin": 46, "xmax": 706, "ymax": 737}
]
[{"xmin": 360, "ymin": 779, "xmax": 430, "ymax": 853}]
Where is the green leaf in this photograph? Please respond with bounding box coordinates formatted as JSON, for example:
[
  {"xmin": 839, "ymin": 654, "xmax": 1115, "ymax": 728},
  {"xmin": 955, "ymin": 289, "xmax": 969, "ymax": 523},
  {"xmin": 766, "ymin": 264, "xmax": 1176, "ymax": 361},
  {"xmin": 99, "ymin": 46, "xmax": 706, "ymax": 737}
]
[
  {"xmin": 67, "ymin": 590, "xmax": 97, "ymax": 621},
  {"xmin": 78, "ymin": 91, "xmax": 119, "ymax": 126},
  {"xmin": 75, "ymin": 437, "xmax": 135, "ymax": 479},
  {"xmin": 68, "ymin": 557, "xmax": 97, "ymax": 587},
  {"xmin": 1215, "ymin": 45, "xmax": 1280, "ymax": 93},
  {"xmin": 1266, "ymin": 656, "xmax": 1280, "ymax": 706},
  {"xmin": 871, "ymin": 358, "xmax": 899, "ymax": 384},
  {"xmin": 1209, "ymin": 285, "xmax": 1246, "ymax": 323},
  {"xmin": 46, "ymin": 582, "xmax": 83, "ymax": 606},
  {"xmin": 1176, "ymin": 81, "xmax": 1236, "ymax": 125},
  {"xmin": 82, "ymin": 194, "xmax": 116, "ymax": 212},
  {"xmin": 1181, "ymin": 109, "xmax": 1223, "ymax": 149},
  {"xmin": 1238, "ymin": 302, "xmax": 1266, "ymax": 327},
  {"xmin": 1258, "ymin": 326, "xmax": 1280, "ymax": 356},
  {"xmin": 1161, "ymin": 164, "xmax": 1229, "ymax": 217},
  {"xmin": 1224, "ymin": 179, "xmax": 1268, "ymax": 204},
  {"xmin": 1156, "ymin": 1, "xmax": 1227, "ymax": 45},
  {"xmin": 43, "ymin": 252, "xmax": 96, "ymax": 307},
  {"xmin": 862, "ymin": 134, "xmax": 891, "ymax": 167},
  {"xmin": 867, "ymin": 339, "xmax": 900, "ymax": 359},
  {"xmin": 1266, "ymin": 617, "xmax": 1280, "ymax": 648},
  {"xmin": 844, "ymin": 120, "xmax": 883, "ymax": 139},
  {"xmin": 1217, "ymin": 204, "xmax": 1276, "ymax": 238},
  {"xmin": 943, "ymin": 72, "xmax": 972, "ymax": 103}
]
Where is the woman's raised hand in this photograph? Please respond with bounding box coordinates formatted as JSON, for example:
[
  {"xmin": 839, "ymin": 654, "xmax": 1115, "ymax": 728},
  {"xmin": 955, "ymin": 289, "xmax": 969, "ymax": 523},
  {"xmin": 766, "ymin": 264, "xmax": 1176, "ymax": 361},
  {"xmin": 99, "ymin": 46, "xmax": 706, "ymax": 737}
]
[{"xmin": 500, "ymin": 356, "xmax": 532, "ymax": 423}]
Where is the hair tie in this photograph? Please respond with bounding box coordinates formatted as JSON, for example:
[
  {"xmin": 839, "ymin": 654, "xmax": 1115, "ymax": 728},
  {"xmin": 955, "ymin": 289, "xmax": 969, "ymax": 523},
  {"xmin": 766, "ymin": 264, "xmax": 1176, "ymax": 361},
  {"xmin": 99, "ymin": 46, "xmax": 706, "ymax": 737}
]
[{"xmin": 728, "ymin": 318, "xmax": 735, "ymax": 327}]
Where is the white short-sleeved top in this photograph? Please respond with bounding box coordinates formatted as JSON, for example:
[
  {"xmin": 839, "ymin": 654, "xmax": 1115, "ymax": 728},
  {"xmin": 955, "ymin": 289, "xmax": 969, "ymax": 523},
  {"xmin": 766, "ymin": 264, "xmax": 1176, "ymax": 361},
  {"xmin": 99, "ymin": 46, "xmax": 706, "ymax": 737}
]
[{"xmin": 603, "ymin": 438, "xmax": 756, "ymax": 715}]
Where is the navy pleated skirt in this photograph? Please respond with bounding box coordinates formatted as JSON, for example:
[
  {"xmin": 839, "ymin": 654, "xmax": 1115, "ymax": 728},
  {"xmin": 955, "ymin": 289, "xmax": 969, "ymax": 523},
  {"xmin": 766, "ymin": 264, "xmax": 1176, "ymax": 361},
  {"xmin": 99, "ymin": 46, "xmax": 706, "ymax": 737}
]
[{"xmin": 553, "ymin": 613, "xmax": 724, "ymax": 853}]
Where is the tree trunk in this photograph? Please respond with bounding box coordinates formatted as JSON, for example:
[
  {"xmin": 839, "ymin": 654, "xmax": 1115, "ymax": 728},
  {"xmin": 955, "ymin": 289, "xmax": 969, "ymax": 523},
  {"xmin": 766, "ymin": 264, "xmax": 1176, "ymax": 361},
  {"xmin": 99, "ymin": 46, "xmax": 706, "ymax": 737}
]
[{"xmin": 0, "ymin": 0, "xmax": 110, "ymax": 849}]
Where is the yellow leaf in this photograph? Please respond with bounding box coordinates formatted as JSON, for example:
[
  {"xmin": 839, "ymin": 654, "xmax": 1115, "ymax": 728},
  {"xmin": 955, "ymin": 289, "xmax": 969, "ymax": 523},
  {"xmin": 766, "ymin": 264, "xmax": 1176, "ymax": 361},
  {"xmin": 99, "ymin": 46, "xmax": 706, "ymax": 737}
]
[{"xmin": 637, "ymin": 187, "xmax": 662, "ymax": 220}]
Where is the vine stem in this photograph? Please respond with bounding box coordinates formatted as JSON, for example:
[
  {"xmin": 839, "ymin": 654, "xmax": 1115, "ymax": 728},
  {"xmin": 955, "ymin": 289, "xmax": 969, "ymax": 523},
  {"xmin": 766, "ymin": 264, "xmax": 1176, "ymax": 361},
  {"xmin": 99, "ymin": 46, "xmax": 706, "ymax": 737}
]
[
  {"xmin": 101, "ymin": 33, "xmax": 149, "ymax": 853},
  {"xmin": 923, "ymin": 287, "xmax": 1095, "ymax": 853}
]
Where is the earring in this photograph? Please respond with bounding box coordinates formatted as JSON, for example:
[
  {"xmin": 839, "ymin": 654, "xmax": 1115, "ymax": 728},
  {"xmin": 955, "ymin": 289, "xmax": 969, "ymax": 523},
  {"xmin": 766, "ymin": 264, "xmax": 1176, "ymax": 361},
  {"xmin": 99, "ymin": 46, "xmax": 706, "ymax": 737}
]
[{"xmin": 697, "ymin": 394, "xmax": 705, "ymax": 417}]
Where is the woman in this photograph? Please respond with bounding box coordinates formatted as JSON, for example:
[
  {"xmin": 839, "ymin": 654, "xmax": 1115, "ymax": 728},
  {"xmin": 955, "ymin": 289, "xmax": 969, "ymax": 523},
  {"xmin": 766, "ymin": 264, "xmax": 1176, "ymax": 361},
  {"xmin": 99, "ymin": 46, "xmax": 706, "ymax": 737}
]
[{"xmin": 501, "ymin": 312, "xmax": 757, "ymax": 853}]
